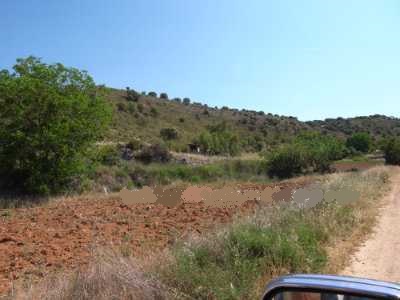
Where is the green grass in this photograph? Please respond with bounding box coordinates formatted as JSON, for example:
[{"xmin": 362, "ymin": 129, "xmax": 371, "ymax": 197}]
[
  {"xmin": 154, "ymin": 167, "xmax": 391, "ymax": 299},
  {"xmin": 92, "ymin": 159, "xmax": 270, "ymax": 191}
]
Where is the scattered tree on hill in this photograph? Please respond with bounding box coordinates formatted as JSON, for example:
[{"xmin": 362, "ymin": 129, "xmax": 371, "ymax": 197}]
[
  {"xmin": 148, "ymin": 91, "xmax": 157, "ymax": 97},
  {"xmin": 125, "ymin": 87, "xmax": 139, "ymax": 102},
  {"xmin": 0, "ymin": 57, "xmax": 112, "ymax": 194},
  {"xmin": 183, "ymin": 98, "xmax": 191, "ymax": 105},
  {"xmin": 160, "ymin": 92, "xmax": 168, "ymax": 100}
]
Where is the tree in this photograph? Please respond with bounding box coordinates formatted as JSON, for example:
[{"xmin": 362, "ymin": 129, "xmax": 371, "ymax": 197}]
[
  {"xmin": 266, "ymin": 144, "xmax": 308, "ymax": 178},
  {"xmin": 383, "ymin": 138, "xmax": 400, "ymax": 165},
  {"xmin": 346, "ymin": 132, "xmax": 372, "ymax": 153},
  {"xmin": 266, "ymin": 132, "xmax": 346, "ymax": 178},
  {"xmin": 183, "ymin": 98, "xmax": 191, "ymax": 105},
  {"xmin": 0, "ymin": 57, "xmax": 112, "ymax": 194},
  {"xmin": 125, "ymin": 87, "xmax": 139, "ymax": 102},
  {"xmin": 148, "ymin": 91, "xmax": 157, "ymax": 97},
  {"xmin": 160, "ymin": 92, "xmax": 168, "ymax": 100}
]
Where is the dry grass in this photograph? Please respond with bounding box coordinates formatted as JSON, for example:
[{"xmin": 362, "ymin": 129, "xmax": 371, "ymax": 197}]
[
  {"xmin": 322, "ymin": 166, "xmax": 395, "ymax": 273},
  {"xmin": 14, "ymin": 249, "xmax": 169, "ymax": 300},
  {"xmin": 10, "ymin": 166, "xmax": 396, "ymax": 300}
]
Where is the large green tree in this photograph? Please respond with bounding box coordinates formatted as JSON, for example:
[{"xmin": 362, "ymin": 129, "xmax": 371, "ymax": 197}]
[
  {"xmin": 346, "ymin": 132, "xmax": 372, "ymax": 153},
  {"xmin": 0, "ymin": 57, "xmax": 112, "ymax": 194}
]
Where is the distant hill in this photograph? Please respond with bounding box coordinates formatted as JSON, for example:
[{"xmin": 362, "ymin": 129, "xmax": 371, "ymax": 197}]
[
  {"xmin": 104, "ymin": 87, "xmax": 400, "ymax": 152},
  {"xmin": 306, "ymin": 115, "xmax": 400, "ymax": 139}
]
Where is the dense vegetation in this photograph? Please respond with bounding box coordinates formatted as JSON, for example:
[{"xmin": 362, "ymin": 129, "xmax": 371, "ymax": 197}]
[
  {"xmin": 383, "ymin": 138, "xmax": 400, "ymax": 165},
  {"xmin": 0, "ymin": 57, "xmax": 112, "ymax": 194},
  {"xmin": 1, "ymin": 57, "xmax": 400, "ymax": 196},
  {"xmin": 266, "ymin": 132, "xmax": 346, "ymax": 178},
  {"xmin": 346, "ymin": 132, "xmax": 372, "ymax": 154}
]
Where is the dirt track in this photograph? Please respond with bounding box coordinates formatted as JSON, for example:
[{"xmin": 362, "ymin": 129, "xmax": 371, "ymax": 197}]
[{"xmin": 342, "ymin": 168, "xmax": 400, "ymax": 282}]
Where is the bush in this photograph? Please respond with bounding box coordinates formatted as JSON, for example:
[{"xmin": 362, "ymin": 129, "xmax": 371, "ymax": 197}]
[
  {"xmin": 96, "ymin": 145, "xmax": 120, "ymax": 166},
  {"xmin": 0, "ymin": 57, "xmax": 112, "ymax": 194},
  {"xmin": 137, "ymin": 103, "xmax": 144, "ymax": 113},
  {"xmin": 125, "ymin": 87, "xmax": 139, "ymax": 102},
  {"xmin": 148, "ymin": 91, "xmax": 157, "ymax": 97},
  {"xmin": 196, "ymin": 122, "xmax": 241, "ymax": 156},
  {"xmin": 159, "ymin": 92, "xmax": 168, "ymax": 100},
  {"xmin": 150, "ymin": 106, "xmax": 159, "ymax": 117},
  {"xmin": 160, "ymin": 128, "xmax": 179, "ymax": 140},
  {"xmin": 266, "ymin": 132, "xmax": 346, "ymax": 178},
  {"xmin": 116, "ymin": 102, "xmax": 127, "ymax": 112},
  {"xmin": 266, "ymin": 144, "xmax": 307, "ymax": 178},
  {"xmin": 346, "ymin": 132, "xmax": 372, "ymax": 153},
  {"xmin": 126, "ymin": 139, "xmax": 143, "ymax": 151},
  {"xmin": 127, "ymin": 102, "xmax": 136, "ymax": 113},
  {"xmin": 135, "ymin": 144, "xmax": 171, "ymax": 164},
  {"xmin": 183, "ymin": 98, "xmax": 191, "ymax": 105},
  {"xmin": 383, "ymin": 138, "xmax": 400, "ymax": 165}
]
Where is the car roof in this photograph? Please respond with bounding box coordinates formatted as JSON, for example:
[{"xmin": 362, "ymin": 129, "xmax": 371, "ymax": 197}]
[{"xmin": 262, "ymin": 274, "xmax": 400, "ymax": 300}]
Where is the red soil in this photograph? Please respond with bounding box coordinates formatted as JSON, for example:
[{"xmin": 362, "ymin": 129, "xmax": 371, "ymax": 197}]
[{"xmin": 0, "ymin": 182, "xmax": 303, "ymax": 295}]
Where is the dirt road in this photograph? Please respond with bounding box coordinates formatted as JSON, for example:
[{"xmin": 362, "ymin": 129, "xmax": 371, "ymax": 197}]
[{"xmin": 342, "ymin": 168, "xmax": 400, "ymax": 282}]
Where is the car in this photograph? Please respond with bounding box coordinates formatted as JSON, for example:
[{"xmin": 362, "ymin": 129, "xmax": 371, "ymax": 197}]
[{"xmin": 262, "ymin": 274, "xmax": 400, "ymax": 300}]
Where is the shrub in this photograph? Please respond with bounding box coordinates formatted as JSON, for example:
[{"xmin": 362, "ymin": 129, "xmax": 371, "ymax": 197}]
[
  {"xmin": 173, "ymin": 97, "xmax": 181, "ymax": 103},
  {"xmin": 183, "ymin": 98, "xmax": 190, "ymax": 105},
  {"xmin": 179, "ymin": 117, "xmax": 185, "ymax": 123},
  {"xmin": 126, "ymin": 139, "xmax": 143, "ymax": 151},
  {"xmin": 195, "ymin": 122, "xmax": 241, "ymax": 156},
  {"xmin": 148, "ymin": 91, "xmax": 157, "ymax": 97},
  {"xmin": 0, "ymin": 57, "xmax": 112, "ymax": 194},
  {"xmin": 160, "ymin": 128, "xmax": 179, "ymax": 141},
  {"xmin": 159, "ymin": 92, "xmax": 168, "ymax": 100},
  {"xmin": 125, "ymin": 87, "xmax": 139, "ymax": 102},
  {"xmin": 346, "ymin": 132, "xmax": 372, "ymax": 153},
  {"xmin": 150, "ymin": 106, "xmax": 159, "ymax": 117},
  {"xmin": 117, "ymin": 102, "xmax": 127, "ymax": 112},
  {"xmin": 127, "ymin": 102, "xmax": 136, "ymax": 113},
  {"xmin": 137, "ymin": 103, "xmax": 144, "ymax": 113},
  {"xmin": 266, "ymin": 144, "xmax": 307, "ymax": 178},
  {"xmin": 383, "ymin": 138, "xmax": 400, "ymax": 165},
  {"xmin": 266, "ymin": 132, "xmax": 346, "ymax": 178},
  {"xmin": 97, "ymin": 145, "xmax": 120, "ymax": 166},
  {"xmin": 135, "ymin": 144, "xmax": 171, "ymax": 164}
]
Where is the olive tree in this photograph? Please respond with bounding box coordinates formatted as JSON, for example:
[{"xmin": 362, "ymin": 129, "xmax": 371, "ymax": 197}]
[{"xmin": 0, "ymin": 57, "xmax": 112, "ymax": 194}]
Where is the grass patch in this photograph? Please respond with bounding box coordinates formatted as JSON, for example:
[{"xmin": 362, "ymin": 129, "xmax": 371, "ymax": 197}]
[
  {"xmin": 154, "ymin": 167, "xmax": 392, "ymax": 299},
  {"xmin": 92, "ymin": 159, "xmax": 270, "ymax": 191}
]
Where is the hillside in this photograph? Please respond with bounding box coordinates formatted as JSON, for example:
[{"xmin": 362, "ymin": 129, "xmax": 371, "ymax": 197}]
[
  {"xmin": 306, "ymin": 115, "xmax": 400, "ymax": 138},
  {"xmin": 104, "ymin": 87, "xmax": 400, "ymax": 152}
]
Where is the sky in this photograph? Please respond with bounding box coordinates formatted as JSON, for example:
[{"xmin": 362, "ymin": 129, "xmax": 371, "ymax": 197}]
[{"xmin": 1, "ymin": 0, "xmax": 399, "ymax": 121}]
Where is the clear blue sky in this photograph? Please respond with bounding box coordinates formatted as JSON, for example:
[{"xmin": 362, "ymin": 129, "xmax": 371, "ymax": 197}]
[{"xmin": 1, "ymin": 0, "xmax": 399, "ymax": 121}]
